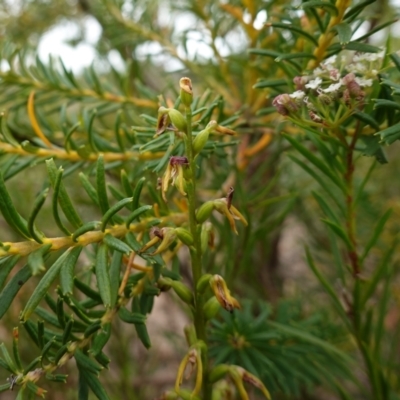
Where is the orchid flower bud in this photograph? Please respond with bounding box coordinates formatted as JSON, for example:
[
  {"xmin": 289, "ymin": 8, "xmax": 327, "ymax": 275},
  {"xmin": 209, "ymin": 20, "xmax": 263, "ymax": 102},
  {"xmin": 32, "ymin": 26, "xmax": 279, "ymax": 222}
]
[
  {"xmin": 196, "ymin": 201, "xmax": 215, "ymax": 223},
  {"xmin": 167, "ymin": 109, "xmax": 187, "ymax": 133},
  {"xmin": 161, "ymin": 156, "xmax": 189, "ymax": 201},
  {"xmin": 179, "ymin": 77, "xmax": 193, "ymax": 107},
  {"xmin": 139, "ymin": 227, "xmax": 162, "ymax": 253},
  {"xmin": 230, "ymin": 366, "xmax": 271, "ymax": 400},
  {"xmin": 156, "ymin": 107, "xmax": 172, "ymax": 136},
  {"xmin": 151, "ymin": 227, "xmax": 177, "ymax": 255},
  {"xmin": 175, "ymin": 347, "xmax": 203, "ymax": 396},
  {"xmin": 209, "ymin": 275, "xmax": 240, "ymax": 312},
  {"xmin": 213, "ymin": 187, "xmax": 247, "ymax": 234},
  {"xmin": 201, "ymin": 221, "xmax": 214, "ymax": 253}
]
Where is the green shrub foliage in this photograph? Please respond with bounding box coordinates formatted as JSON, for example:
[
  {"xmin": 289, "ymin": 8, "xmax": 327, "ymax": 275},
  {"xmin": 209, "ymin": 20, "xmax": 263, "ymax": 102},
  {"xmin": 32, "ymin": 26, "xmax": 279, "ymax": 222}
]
[{"xmin": 0, "ymin": 0, "xmax": 399, "ymax": 399}]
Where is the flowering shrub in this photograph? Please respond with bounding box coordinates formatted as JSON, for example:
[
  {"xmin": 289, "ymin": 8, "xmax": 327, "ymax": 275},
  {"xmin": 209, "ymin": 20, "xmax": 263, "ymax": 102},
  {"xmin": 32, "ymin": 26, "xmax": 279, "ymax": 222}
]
[
  {"xmin": 273, "ymin": 52, "xmax": 385, "ymax": 126},
  {"xmin": 0, "ymin": 0, "xmax": 399, "ymax": 399}
]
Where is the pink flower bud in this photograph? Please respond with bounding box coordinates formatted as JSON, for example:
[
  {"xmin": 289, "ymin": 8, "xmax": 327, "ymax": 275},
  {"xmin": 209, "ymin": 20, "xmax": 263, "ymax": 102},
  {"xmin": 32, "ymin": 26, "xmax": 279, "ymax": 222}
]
[
  {"xmin": 293, "ymin": 75, "xmax": 309, "ymax": 90},
  {"xmin": 272, "ymin": 94, "xmax": 298, "ymax": 115},
  {"xmin": 309, "ymin": 111, "xmax": 323, "ymax": 123}
]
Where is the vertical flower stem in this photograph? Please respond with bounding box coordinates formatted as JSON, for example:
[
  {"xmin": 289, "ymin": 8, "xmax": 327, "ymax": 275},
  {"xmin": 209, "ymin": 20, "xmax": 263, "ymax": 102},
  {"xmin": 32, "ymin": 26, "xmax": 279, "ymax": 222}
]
[
  {"xmin": 184, "ymin": 107, "xmax": 212, "ymax": 399},
  {"xmin": 344, "ymin": 132, "xmax": 383, "ymax": 400}
]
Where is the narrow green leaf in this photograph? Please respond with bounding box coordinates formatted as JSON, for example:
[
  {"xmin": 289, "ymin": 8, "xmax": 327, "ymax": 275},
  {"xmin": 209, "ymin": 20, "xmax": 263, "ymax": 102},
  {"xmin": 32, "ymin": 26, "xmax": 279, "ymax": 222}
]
[
  {"xmin": 75, "ymin": 349, "xmax": 103, "ymax": 374},
  {"xmin": 109, "ymin": 251, "xmax": 122, "ymax": 308},
  {"xmin": 46, "ymin": 159, "xmax": 83, "ymax": 229},
  {"xmin": 301, "ymin": 1, "xmax": 338, "ymax": 15},
  {"xmin": 118, "ymin": 308, "xmax": 147, "ymax": 324},
  {"xmin": 361, "ymin": 243, "xmax": 396, "ymax": 306},
  {"xmin": 78, "ymin": 366, "xmax": 110, "ymax": 400},
  {"xmin": 284, "ymin": 134, "xmax": 345, "ymax": 191},
  {"xmin": 305, "ymin": 130, "xmax": 344, "ymax": 173},
  {"xmin": 101, "ymin": 197, "xmax": 133, "ymax": 231},
  {"xmin": 27, "ymin": 188, "xmax": 49, "ymax": 243},
  {"xmin": 275, "ymin": 52, "xmax": 316, "ymax": 61},
  {"xmin": 0, "ymin": 383, "xmax": 11, "ymax": 392},
  {"xmin": 90, "ymin": 324, "xmax": 111, "ymax": 356},
  {"xmin": 72, "ymin": 221, "xmax": 101, "ymax": 242},
  {"xmin": 267, "ymin": 320, "xmax": 353, "ymax": 362},
  {"xmin": 381, "ymin": 78, "xmax": 400, "ymax": 90},
  {"xmin": 305, "ymin": 248, "xmax": 350, "ymax": 328},
  {"xmin": 93, "ymin": 351, "xmax": 110, "ymax": 369},
  {"xmin": 52, "ymin": 167, "xmax": 70, "ymax": 235},
  {"xmin": 269, "ymin": 22, "xmax": 318, "ymax": 45},
  {"xmin": 83, "ymin": 320, "xmax": 101, "ymax": 338},
  {"xmin": 21, "ymin": 140, "xmax": 39, "ymax": 153},
  {"xmin": 135, "ymin": 322, "xmax": 151, "ymax": 349},
  {"xmin": 0, "ymin": 113, "xmax": 19, "ymax": 146},
  {"xmin": 74, "ymin": 278, "xmax": 103, "ymax": 302},
  {"xmin": 114, "ymin": 110, "xmax": 125, "ymax": 152},
  {"xmin": 0, "ymin": 343, "xmax": 16, "ymax": 373},
  {"xmin": 95, "ymin": 243, "xmax": 111, "ymax": 308},
  {"xmin": 374, "ymin": 263, "xmax": 393, "ymax": 359},
  {"xmin": 390, "ymin": 53, "xmax": 400, "ymax": 72},
  {"xmin": 375, "ymin": 123, "xmax": 400, "ymax": 143},
  {"xmin": 46, "ymin": 373, "xmax": 68, "ymax": 383},
  {"xmin": 79, "ymin": 173, "xmax": 99, "ymax": 206},
  {"xmin": 126, "ymin": 205, "xmax": 153, "ymax": 228},
  {"xmin": 64, "ymin": 295, "xmax": 94, "ymax": 324},
  {"xmin": 343, "ymin": 42, "xmax": 381, "ymax": 53},
  {"xmin": 0, "ymin": 255, "xmax": 21, "ymax": 289},
  {"xmin": 21, "ymin": 249, "xmax": 73, "ymax": 321},
  {"xmin": 85, "ymin": 109, "xmax": 98, "ymax": 152},
  {"xmin": 359, "ymin": 137, "xmax": 387, "ymax": 164},
  {"xmin": 361, "ymin": 209, "xmax": 392, "ymax": 262},
  {"xmin": 15, "ymin": 387, "xmax": 26, "ymax": 400},
  {"xmin": 27, "ymin": 243, "xmax": 52, "ymax": 276},
  {"xmin": 247, "ymin": 49, "xmax": 301, "ymax": 70},
  {"xmin": 327, "ymin": 230, "xmax": 346, "ymax": 284},
  {"xmin": 0, "ymin": 264, "xmax": 31, "ymax": 319},
  {"xmin": 344, "ymin": 0, "xmax": 376, "ymax": 20},
  {"xmin": 356, "ymin": 19, "xmax": 397, "ymax": 42},
  {"xmin": 0, "ymin": 173, "xmax": 31, "ymax": 238},
  {"xmin": 64, "ymin": 122, "xmax": 81, "ymax": 152},
  {"xmin": 41, "ymin": 338, "xmax": 56, "ymax": 360},
  {"xmin": 288, "ymin": 156, "xmax": 343, "ymax": 214},
  {"xmin": 107, "ymin": 184, "xmax": 125, "ymax": 203},
  {"xmin": 35, "ymin": 307, "xmax": 61, "ymax": 328},
  {"xmin": 22, "ymin": 320, "xmax": 39, "ymax": 347},
  {"xmin": 37, "ymin": 321, "xmax": 45, "ymax": 348},
  {"xmin": 321, "ymin": 219, "xmax": 352, "ymax": 249},
  {"xmin": 59, "ymin": 246, "xmax": 82, "ymax": 295},
  {"xmin": 373, "ymin": 99, "xmax": 400, "ymax": 110},
  {"xmin": 96, "ymin": 155, "xmax": 110, "ymax": 215},
  {"xmin": 331, "ymin": 23, "xmax": 352, "ymax": 44},
  {"xmin": 121, "ymin": 170, "xmax": 133, "ymax": 207},
  {"xmin": 355, "ymin": 160, "xmax": 376, "ymax": 206},
  {"xmin": 132, "ymin": 177, "xmax": 146, "ymax": 211},
  {"xmin": 103, "ymin": 234, "xmax": 132, "ymax": 254},
  {"xmin": 312, "ymin": 191, "xmax": 339, "ymax": 223},
  {"xmin": 253, "ymin": 79, "xmax": 288, "ymax": 89},
  {"xmin": 353, "ymin": 111, "xmax": 380, "ymax": 130}
]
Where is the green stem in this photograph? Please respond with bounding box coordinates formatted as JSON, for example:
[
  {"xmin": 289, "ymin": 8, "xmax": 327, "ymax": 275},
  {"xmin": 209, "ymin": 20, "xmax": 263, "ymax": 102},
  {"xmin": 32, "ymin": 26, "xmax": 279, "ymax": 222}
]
[
  {"xmin": 344, "ymin": 132, "xmax": 383, "ymax": 400},
  {"xmin": 184, "ymin": 107, "xmax": 212, "ymax": 400}
]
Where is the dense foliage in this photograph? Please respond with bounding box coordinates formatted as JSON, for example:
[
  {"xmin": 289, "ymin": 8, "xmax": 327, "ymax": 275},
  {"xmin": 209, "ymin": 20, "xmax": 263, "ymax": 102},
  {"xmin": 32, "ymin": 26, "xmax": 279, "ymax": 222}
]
[{"xmin": 0, "ymin": 0, "xmax": 399, "ymax": 399}]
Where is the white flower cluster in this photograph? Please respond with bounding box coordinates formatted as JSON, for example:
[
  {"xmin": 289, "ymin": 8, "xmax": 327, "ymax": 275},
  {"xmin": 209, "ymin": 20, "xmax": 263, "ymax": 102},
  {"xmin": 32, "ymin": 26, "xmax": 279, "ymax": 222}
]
[
  {"xmin": 346, "ymin": 51, "xmax": 385, "ymax": 78},
  {"xmin": 272, "ymin": 50, "xmax": 385, "ymax": 121}
]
